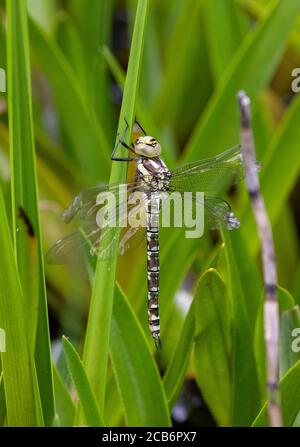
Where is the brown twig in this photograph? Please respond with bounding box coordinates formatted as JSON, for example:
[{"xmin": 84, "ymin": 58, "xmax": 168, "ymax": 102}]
[{"xmin": 237, "ymin": 90, "xmax": 282, "ymax": 427}]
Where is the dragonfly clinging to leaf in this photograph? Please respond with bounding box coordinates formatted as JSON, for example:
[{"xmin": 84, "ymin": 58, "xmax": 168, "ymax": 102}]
[{"xmin": 47, "ymin": 121, "xmax": 245, "ymax": 349}]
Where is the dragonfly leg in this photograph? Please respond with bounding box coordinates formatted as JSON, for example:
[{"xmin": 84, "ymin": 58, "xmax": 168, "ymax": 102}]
[
  {"xmin": 111, "ymin": 120, "xmax": 136, "ymax": 161},
  {"xmin": 134, "ymin": 118, "xmax": 147, "ymax": 135},
  {"xmin": 124, "ymin": 116, "xmax": 129, "ymax": 129}
]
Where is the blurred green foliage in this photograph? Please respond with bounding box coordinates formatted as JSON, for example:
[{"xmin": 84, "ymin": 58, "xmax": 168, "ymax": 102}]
[{"xmin": 0, "ymin": 0, "xmax": 300, "ymax": 427}]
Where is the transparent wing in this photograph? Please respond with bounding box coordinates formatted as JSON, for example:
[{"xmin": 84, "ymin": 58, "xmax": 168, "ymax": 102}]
[
  {"xmin": 46, "ymin": 192, "xmax": 148, "ymax": 264},
  {"xmin": 203, "ymin": 195, "xmax": 240, "ymax": 230},
  {"xmin": 161, "ymin": 192, "xmax": 240, "ymax": 232},
  {"xmin": 62, "ymin": 178, "xmax": 141, "ymax": 224},
  {"xmin": 189, "ymin": 193, "xmax": 240, "ymax": 230},
  {"xmin": 169, "ymin": 145, "xmax": 244, "ymax": 193},
  {"xmin": 46, "ymin": 225, "xmax": 101, "ymax": 264},
  {"xmin": 46, "ymin": 224, "xmax": 147, "ymax": 264}
]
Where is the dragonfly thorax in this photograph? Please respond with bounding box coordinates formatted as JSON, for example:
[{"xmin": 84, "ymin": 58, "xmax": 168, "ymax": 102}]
[
  {"xmin": 136, "ymin": 156, "xmax": 171, "ymax": 192},
  {"xmin": 134, "ymin": 135, "xmax": 162, "ymax": 157}
]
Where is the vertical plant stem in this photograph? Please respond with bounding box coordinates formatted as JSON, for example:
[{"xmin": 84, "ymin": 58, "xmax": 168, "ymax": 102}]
[
  {"xmin": 6, "ymin": 0, "xmax": 54, "ymax": 425},
  {"xmin": 237, "ymin": 90, "xmax": 282, "ymax": 427},
  {"xmin": 79, "ymin": 0, "xmax": 149, "ymax": 421},
  {"xmin": 0, "ymin": 189, "xmax": 37, "ymax": 426}
]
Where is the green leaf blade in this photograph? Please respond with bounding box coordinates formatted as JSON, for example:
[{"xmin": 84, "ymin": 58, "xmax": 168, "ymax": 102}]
[
  {"xmin": 6, "ymin": 0, "xmax": 54, "ymax": 425},
  {"xmin": 62, "ymin": 336, "xmax": 104, "ymax": 427},
  {"xmin": 163, "ymin": 301, "xmax": 195, "ymax": 408},
  {"xmin": 194, "ymin": 269, "xmax": 231, "ymax": 426},
  {"xmin": 0, "ymin": 190, "xmax": 37, "ymax": 426},
  {"xmin": 253, "ymin": 359, "xmax": 300, "ymax": 427},
  {"xmin": 222, "ymin": 230, "xmax": 261, "ymax": 426},
  {"xmin": 185, "ymin": 0, "xmax": 300, "ymax": 162},
  {"xmin": 110, "ymin": 286, "xmax": 171, "ymax": 427},
  {"xmin": 81, "ymin": 0, "xmax": 150, "ymax": 420}
]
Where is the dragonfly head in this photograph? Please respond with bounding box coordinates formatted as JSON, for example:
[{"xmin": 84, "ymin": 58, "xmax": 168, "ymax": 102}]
[{"xmin": 134, "ymin": 136, "xmax": 161, "ymax": 158}]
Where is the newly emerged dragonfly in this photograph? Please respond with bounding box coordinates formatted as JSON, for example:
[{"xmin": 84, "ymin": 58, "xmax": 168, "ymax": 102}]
[{"xmin": 47, "ymin": 122, "xmax": 244, "ymax": 348}]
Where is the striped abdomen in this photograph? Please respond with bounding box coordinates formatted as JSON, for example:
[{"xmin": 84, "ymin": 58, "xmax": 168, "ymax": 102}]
[{"xmin": 146, "ymin": 193, "xmax": 161, "ymax": 348}]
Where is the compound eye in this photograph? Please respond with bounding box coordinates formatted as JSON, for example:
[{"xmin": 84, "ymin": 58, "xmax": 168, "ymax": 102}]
[{"xmin": 135, "ymin": 138, "xmax": 140, "ymax": 144}]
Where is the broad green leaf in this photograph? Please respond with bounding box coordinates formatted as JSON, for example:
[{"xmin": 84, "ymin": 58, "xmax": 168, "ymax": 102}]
[
  {"xmin": 62, "ymin": 336, "xmax": 104, "ymax": 426},
  {"xmin": 184, "ymin": 0, "xmax": 300, "ymax": 162},
  {"xmin": 203, "ymin": 0, "xmax": 249, "ymax": 82},
  {"xmin": 104, "ymin": 370, "xmax": 124, "ymax": 427},
  {"xmin": 27, "ymin": 0, "xmax": 57, "ymax": 31},
  {"xmin": 6, "ymin": 0, "xmax": 54, "ymax": 425},
  {"xmin": 0, "ymin": 372, "xmax": 6, "ymax": 425},
  {"xmin": 293, "ymin": 412, "xmax": 300, "ymax": 428},
  {"xmin": 163, "ymin": 301, "xmax": 195, "ymax": 408},
  {"xmin": 273, "ymin": 205, "xmax": 299, "ymax": 289},
  {"xmin": 0, "ymin": 120, "xmax": 81, "ymax": 206},
  {"xmin": 239, "ymin": 0, "xmax": 300, "ymax": 55},
  {"xmin": 250, "ymin": 96, "xmax": 273, "ymax": 159},
  {"xmin": 81, "ymin": 0, "xmax": 149, "ymax": 419},
  {"xmin": 31, "ymin": 363, "xmax": 44, "ymax": 426},
  {"xmin": 222, "ymin": 230, "xmax": 261, "ymax": 426},
  {"xmin": 17, "ymin": 215, "xmax": 39, "ymax": 354},
  {"xmin": 0, "ymin": 189, "xmax": 37, "ymax": 425},
  {"xmin": 151, "ymin": 0, "xmax": 212, "ymax": 135},
  {"xmin": 144, "ymin": 0, "xmax": 184, "ymax": 50},
  {"xmin": 224, "ymin": 229, "xmax": 261, "ymax": 334},
  {"xmin": 55, "ymin": 12, "xmax": 86, "ymax": 88},
  {"xmin": 159, "ymin": 293, "xmax": 189, "ymax": 368},
  {"xmin": 193, "ymin": 269, "xmax": 231, "ymax": 426},
  {"xmin": 110, "ymin": 285, "xmax": 171, "ymax": 427},
  {"xmin": 172, "ymin": 35, "xmax": 212, "ymax": 141},
  {"xmin": 252, "ymin": 358, "xmax": 300, "ymax": 427},
  {"xmin": 0, "ymin": 14, "xmax": 6, "ymax": 70},
  {"xmin": 294, "ymin": 264, "xmax": 300, "ymax": 308},
  {"xmin": 68, "ymin": 0, "xmax": 114, "ymax": 137},
  {"xmin": 69, "ymin": 0, "xmax": 112, "ymax": 70},
  {"xmin": 52, "ymin": 363, "xmax": 75, "ymax": 427},
  {"xmin": 34, "ymin": 127, "xmax": 83, "ymax": 190},
  {"xmin": 29, "ymin": 18, "xmax": 111, "ymax": 183},
  {"xmin": 139, "ymin": 5, "xmax": 162, "ymax": 109},
  {"xmin": 159, "ymin": 230, "xmax": 200, "ymax": 336}
]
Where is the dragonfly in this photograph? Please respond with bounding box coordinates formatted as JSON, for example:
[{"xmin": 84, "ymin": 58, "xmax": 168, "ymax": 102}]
[{"xmin": 47, "ymin": 122, "xmax": 244, "ymax": 349}]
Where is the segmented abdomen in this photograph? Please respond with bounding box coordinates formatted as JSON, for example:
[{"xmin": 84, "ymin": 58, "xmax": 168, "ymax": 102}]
[{"xmin": 146, "ymin": 194, "xmax": 161, "ymax": 348}]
